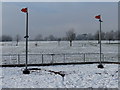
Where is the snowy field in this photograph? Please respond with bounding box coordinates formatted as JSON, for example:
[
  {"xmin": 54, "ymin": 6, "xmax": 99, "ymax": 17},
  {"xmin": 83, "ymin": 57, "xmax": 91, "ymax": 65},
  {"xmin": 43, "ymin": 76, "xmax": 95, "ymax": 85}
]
[
  {"xmin": 1, "ymin": 41, "xmax": 119, "ymax": 65},
  {"xmin": 1, "ymin": 64, "xmax": 119, "ymax": 88},
  {"xmin": 1, "ymin": 40, "xmax": 118, "ymax": 54},
  {"xmin": 0, "ymin": 40, "xmax": 119, "ymax": 88}
]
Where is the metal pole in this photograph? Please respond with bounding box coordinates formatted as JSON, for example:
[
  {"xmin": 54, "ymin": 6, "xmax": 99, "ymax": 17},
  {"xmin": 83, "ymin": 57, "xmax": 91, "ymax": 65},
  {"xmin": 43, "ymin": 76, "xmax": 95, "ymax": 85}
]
[
  {"xmin": 97, "ymin": 15, "xmax": 104, "ymax": 68},
  {"xmin": 25, "ymin": 9, "xmax": 28, "ymax": 70},
  {"xmin": 99, "ymin": 18, "xmax": 102, "ymax": 64},
  {"xmin": 23, "ymin": 8, "xmax": 30, "ymax": 74}
]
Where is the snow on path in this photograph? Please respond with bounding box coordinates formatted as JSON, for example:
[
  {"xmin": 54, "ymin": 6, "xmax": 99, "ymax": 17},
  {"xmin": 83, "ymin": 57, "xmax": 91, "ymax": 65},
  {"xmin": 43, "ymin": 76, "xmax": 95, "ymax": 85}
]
[{"xmin": 1, "ymin": 64, "xmax": 118, "ymax": 88}]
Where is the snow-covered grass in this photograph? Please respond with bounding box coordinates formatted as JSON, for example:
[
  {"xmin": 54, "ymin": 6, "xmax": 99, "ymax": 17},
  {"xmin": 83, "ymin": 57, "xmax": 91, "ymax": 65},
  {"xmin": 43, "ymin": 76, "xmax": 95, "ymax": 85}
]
[
  {"xmin": 1, "ymin": 40, "xmax": 118, "ymax": 54},
  {"xmin": 1, "ymin": 64, "xmax": 118, "ymax": 88},
  {"xmin": 1, "ymin": 41, "xmax": 119, "ymax": 88},
  {"xmin": 1, "ymin": 41, "xmax": 118, "ymax": 65}
]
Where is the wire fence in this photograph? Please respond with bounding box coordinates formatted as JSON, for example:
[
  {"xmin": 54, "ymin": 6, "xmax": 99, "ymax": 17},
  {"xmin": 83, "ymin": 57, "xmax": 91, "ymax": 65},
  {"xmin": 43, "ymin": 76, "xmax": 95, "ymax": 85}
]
[{"xmin": 1, "ymin": 53, "xmax": 118, "ymax": 65}]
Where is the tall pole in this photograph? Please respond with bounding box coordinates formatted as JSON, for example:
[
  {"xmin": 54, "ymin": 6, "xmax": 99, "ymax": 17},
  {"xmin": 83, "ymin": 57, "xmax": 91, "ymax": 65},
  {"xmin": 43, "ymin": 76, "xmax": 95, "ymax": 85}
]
[
  {"xmin": 98, "ymin": 15, "xmax": 104, "ymax": 68},
  {"xmin": 25, "ymin": 8, "xmax": 28, "ymax": 70},
  {"xmin": 99, "ymin": 19, "xmax": 102, "ymax": 64},
  {"xmin": 23, "ymin": 7, "xmax": 30, "ymax": 74}
]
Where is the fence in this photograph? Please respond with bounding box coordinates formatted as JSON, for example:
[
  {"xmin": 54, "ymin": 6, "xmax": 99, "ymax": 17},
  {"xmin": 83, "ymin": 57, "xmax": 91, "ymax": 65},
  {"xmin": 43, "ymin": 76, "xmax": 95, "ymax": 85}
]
[{"xmin": 1, "ymin": 53, "xmax": 118, "ymax": 66}]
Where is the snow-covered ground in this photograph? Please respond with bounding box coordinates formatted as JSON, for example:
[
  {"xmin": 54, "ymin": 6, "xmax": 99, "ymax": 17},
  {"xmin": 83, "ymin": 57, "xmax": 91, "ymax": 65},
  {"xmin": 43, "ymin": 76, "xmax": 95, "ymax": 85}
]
[
  {"xmin": 0, "ymin": 41, "xmax": 119, "ymax": 88},
  {"xmin": 1, "ymin": 41, "xmax": 118, "ymax": 54},
  {"xmin": 1, "ymin": 64, "xmax": 118, "ymax": 88},
  {"xmin": 1, "ymin": 41, "xmax": 119, "ymax": 65}
]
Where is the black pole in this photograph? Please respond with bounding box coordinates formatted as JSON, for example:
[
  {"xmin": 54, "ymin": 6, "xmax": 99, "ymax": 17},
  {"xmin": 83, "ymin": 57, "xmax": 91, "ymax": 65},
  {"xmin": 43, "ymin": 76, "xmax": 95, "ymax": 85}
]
[
  {"xmin": 98, "ymin": 15, "xmax": 104, "ymax": 69},
  {"xmin": 23, "ymin": 8, "xmax": 30, "ymax": 74},
  {"xmin": 26, "ymin": 10, "xmax": 28, "ymax": 70},
  {"xmin": 99, "ymin": 19, "xmax": 102, "ymax": 64}
]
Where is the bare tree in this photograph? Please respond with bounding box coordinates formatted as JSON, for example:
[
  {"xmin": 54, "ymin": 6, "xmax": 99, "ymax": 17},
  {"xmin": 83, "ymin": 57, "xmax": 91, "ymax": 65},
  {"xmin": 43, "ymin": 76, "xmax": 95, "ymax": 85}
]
[
  {"xmin": 101, "ymin": 32, "xmax": 106, "ymax": 40},
  {"xmin": 82, "ymin": 34, "xmax": 87, "ymax": 40},
  {"xmin": 50, "ymin": 35, "xmax": 56, "ymax": 41},
  {"xmin": 105, "ymin": 30, "xmax": 114, "ymax": 44},
  {"xmin": 94, "ymin": 30, "xmax": 105, "ymax": 43},
  {"xmin": 15, "ymin": 34, "xmax": 21, "ymax": 46},
  {"xmin": 57, "ymin": 38, "xmax": 61, "ymax": 46},
  {"xmin": 94, "ymin": 30, "xmax": 99, "ymax": 43},
  {"xmin": 111, "ymin": 30, "xmax": 119, "ymax": 40},
  {"xmin": 66, "ymin": 28, "xmax": 76, "ymax": 46},
  {"xmin": 1, "ymin": 35, "xmax": 12, "ymax": 42},
  {"xmin": 44, "ymin": 35, "xmax": 56, "ymax": 41},
  {"xmin": 114, "ymin": 31, "xmax": 119, "ymax": 40},
  {"xmin": 34, "ymin": 34, "xmax": 43, "ymax": 41},
  {"xmin": 118, "ymin": 30, "xmax": 120, "ymax": 40},
  {"xmin": 87, "ymin": 33, "xmax": 94, "ymax": 40}
]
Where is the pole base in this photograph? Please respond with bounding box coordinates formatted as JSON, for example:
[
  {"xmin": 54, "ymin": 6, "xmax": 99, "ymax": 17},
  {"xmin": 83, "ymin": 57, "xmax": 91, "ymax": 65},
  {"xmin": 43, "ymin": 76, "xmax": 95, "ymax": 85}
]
[
  {"xmin": 23, "ymin": 69, "xmax": 30, "ymax": 74},
  {"xmin": 97, "ymin": 64, "xmax": 104, "ymax": 69}
]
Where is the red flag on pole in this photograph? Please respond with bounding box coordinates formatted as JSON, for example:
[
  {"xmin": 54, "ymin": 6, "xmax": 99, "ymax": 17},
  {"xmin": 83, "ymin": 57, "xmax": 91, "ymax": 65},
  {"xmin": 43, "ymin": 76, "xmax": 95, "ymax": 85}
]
[
  {"xmin": 95, "ymin": 15, "xmax": 100, "ymax": 19},
  {"xmin": 21, "ymin": 8, "xmax": 27, "ymax": 13}
]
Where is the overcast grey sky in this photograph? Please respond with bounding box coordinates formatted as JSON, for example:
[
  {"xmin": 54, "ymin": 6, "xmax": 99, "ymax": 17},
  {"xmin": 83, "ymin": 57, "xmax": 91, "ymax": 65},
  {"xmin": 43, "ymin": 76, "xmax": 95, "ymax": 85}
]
[{"xmin": 2, "ymin": 2, "xmax": 118, "ymax": 39}]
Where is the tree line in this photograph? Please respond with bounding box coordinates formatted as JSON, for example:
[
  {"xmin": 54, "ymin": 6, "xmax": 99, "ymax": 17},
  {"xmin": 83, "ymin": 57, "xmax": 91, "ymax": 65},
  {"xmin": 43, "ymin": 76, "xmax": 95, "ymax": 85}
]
[{"xmin": 0, "ymin": 29, "xmax": 119, "ymax": 43}]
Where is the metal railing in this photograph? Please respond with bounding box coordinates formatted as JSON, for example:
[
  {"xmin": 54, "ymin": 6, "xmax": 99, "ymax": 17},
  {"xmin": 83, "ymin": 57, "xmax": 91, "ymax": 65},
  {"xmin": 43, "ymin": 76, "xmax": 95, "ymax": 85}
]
[{"xmin": 1, "ymin": 53, "xmax": 118, "ymax": 65}]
